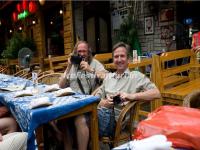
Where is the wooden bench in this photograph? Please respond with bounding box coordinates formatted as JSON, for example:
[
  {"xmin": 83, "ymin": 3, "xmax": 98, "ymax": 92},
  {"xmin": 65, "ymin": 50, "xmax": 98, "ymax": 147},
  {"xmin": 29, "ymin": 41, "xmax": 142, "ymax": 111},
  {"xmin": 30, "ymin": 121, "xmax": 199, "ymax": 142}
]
[
  {"xmin": 48, "ymin": 55, "xmax": 69, "ymax": 72},
  {"xmin": 152, "ymin": 49, "xmax": 200, "ymax": 106},
  {"xmin": 94, "ymin": 53, "xmax": 112, "ymax": 64}
]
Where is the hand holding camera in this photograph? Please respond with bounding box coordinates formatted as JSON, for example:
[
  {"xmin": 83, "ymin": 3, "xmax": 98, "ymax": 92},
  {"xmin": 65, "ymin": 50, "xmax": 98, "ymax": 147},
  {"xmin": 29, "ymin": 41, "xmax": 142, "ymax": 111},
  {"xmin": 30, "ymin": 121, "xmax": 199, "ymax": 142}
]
[
  {"xmin": 113, "ymin": 95, "xmax": 122, "ymax": 105},
  {"xmin": 70, "ymin": 55, "xmax": 83, "ymax": 65},
  {"xmin": 70, "ymin": 55, "xmax": 93, "ymax": 73}
]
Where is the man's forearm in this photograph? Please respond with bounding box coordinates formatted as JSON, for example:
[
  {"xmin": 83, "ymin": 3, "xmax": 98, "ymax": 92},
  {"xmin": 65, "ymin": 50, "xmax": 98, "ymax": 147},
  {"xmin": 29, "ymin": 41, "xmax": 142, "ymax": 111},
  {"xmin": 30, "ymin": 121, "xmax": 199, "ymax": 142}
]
[
  {"xmin": 59, "ymin": 75, "xmax": 67, "ymax": 88},
  {"xmin": 131, "ymin": 88, "xmax": 161, "ymax": 101},
  {"xmin": 59, "ymin": 64, "xmax": 71, "ymax": 88}
]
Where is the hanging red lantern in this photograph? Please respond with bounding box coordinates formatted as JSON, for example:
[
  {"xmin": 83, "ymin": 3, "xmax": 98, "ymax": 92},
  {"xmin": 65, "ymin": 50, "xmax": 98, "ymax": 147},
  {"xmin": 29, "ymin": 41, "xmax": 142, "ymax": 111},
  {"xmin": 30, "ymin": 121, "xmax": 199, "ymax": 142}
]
[
  {"xmin": 16, "ymin": 3, "xmax": 21, "ymax": 12},
  {"xmin": 12, "ymin": 12, "xmax": 18, "ymax": 22},
  {"xmin": 29, "ymin": 1, "xmax": 37, "ymax": 13},
  {"xmin": 22, "ymin": 0, "xmax": 28, "ymax": 10}
]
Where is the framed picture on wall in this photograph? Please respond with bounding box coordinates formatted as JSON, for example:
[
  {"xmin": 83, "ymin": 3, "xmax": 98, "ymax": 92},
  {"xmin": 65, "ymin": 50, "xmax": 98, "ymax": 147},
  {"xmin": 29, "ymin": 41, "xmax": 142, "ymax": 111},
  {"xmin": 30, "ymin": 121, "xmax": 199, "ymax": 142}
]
[
  {"xmin": 160, "ymin": 8, "xmax": 174, "ymax": 22},
  {"xmin": 144, "ymin": 16, "xmax": 154, "ymax": 35}
]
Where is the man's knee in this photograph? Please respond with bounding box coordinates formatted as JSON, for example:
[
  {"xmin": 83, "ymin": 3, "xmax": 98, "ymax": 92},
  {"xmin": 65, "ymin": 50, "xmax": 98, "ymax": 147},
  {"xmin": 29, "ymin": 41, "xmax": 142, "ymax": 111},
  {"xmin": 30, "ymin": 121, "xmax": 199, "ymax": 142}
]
[{"xmin": 74, "ymin": 115, "xmax": 87, "ymax": 127}]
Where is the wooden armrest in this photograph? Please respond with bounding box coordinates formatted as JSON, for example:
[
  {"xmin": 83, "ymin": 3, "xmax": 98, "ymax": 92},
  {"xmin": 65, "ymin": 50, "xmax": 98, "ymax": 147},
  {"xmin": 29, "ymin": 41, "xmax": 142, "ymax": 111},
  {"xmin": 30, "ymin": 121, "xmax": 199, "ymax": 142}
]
[{"xmin": 114, "ymin": 101, "xmax": 137, "ymax": 142}]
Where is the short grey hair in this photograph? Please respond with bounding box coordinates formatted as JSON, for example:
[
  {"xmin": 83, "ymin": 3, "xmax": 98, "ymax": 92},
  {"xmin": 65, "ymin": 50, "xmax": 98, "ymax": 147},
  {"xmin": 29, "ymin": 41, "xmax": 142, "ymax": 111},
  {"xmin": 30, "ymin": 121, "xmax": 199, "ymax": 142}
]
[{"xmin": 112, "ymin": 42, "xmax": 130, "ymax": 57}]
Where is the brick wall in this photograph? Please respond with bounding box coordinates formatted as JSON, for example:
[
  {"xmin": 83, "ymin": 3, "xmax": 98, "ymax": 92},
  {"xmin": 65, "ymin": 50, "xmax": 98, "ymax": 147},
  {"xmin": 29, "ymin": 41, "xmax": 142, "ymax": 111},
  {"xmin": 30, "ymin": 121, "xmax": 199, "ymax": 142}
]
[{"xmin": 110, "ymin": 1, "xmax": 177, "ymax": 53}]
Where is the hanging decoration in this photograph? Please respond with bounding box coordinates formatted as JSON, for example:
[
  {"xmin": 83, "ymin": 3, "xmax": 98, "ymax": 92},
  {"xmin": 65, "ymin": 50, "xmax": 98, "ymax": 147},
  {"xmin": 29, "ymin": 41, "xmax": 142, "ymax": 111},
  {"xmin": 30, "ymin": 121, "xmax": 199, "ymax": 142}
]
[
  {"xmin": 11, "ymin": 0, "xmax": 37, "ymax": 22},
  {"xmin": 16, "ymin": 3, "xmax": 21, "ymax": 12},
  {"xmin": 12, "ymin": 12, "xmax": 18, "ymax": 22},
  {"xmin": 18, "ymin": 10, "xmax": 29, "ymax": 20},
  {"xmin": 29, "ymin": 1, "xmax": 37, "ymax": 13},
  {"xmin": 22, "ymin": 0, "xmax": 28, "ymax": 10}
]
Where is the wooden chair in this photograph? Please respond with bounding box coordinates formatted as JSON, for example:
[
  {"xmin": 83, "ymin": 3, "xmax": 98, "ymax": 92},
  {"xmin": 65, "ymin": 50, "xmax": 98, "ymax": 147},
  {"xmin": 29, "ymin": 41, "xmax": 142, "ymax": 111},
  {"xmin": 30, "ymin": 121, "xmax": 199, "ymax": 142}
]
[
  {"xmin": 13, "ymin": 68, "xmax": 31, "ymax": 79},
  {"xmin": 100, "ymin": 101, "xmax": 138, "ymax": 148},
  {"xmin": 38, "ymin": 70, "xmax": 54, "ymax": 77},
  {"xmin": 27, "ymin": 70, "xmax": 54, "ymax": 80},
  {"xmin": 37, "ymin": 73, "xmax": 62, "ymax": 85},
  {"xmin": 0, "ymin": 66, "xmax": 8, "ymax": 74},
  {"xmin": 92, "ymin": 86, "xmax": 138, "ymax": 147},
  {"xmin": 152, "ymin": 49, "xmax": 200, "ymax": 106},
  {"xmin": 48, "ymin": 55, "xmax": 69, "ymax": 72}
]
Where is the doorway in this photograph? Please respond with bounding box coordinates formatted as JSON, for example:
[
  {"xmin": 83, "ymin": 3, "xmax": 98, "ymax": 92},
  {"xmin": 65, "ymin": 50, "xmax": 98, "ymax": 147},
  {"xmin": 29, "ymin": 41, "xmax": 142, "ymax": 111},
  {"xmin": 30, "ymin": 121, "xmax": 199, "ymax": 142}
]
[{"xmin": 83, "ymin": 1, "xmax": 111, "ymax": 54}]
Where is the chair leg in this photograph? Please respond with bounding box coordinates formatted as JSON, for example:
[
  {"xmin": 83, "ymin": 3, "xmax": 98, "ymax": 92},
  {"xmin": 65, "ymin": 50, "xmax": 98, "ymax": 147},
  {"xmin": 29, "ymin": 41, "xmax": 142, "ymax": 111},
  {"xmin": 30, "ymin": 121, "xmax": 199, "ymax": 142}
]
[{"xmin": 109, "ymin": 143, "xmax": 114, "ymax": 149}]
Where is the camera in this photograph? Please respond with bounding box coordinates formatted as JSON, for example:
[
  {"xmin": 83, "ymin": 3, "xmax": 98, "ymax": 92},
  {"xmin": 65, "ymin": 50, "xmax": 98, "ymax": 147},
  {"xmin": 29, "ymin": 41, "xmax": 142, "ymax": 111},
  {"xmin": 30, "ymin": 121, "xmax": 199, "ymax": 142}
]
[
  {"xmin": 70, "ymin": 55, "xmax": 83, "ymax": 65},
  {"xmin": 113, "ymin": 95, "xmax": 122, "ymax": 105}
]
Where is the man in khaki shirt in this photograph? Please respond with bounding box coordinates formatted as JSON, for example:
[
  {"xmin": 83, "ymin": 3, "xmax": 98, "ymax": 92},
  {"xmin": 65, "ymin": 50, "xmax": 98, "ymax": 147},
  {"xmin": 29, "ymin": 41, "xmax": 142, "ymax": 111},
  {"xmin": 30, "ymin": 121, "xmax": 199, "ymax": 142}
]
[
  {"xmin": 95, "ymin": 42, "xmax": 161, "ymax": 137},
  {"xmin": 59, "ymin": 41, "xmax": 107, "ymax": 150}
]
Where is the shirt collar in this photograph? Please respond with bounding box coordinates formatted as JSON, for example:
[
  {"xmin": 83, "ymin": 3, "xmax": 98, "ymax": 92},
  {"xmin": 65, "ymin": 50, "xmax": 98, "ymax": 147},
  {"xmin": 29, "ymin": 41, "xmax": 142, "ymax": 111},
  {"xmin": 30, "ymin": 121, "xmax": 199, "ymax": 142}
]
[{"xmin": 112, "ymin": 68, "xmax": 130, "ymax": 79}]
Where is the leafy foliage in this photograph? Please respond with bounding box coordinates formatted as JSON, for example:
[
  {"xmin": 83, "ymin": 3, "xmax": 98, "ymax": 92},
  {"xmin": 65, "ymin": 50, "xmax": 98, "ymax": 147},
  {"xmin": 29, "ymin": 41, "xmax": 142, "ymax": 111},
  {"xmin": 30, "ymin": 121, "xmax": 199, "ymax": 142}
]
[
  {"xmin": 115, "ymin": 15, "xmax": 141, "ymax": 56},
  {"xmin": 1, "ymin": 33, "xmax": 36, "ymax": 59}
]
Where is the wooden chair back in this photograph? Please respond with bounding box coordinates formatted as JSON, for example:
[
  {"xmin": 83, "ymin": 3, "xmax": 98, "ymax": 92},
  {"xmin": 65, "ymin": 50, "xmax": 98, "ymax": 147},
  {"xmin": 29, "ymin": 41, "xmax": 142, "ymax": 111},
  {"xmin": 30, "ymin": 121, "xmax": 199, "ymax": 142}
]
[
  {"xmin": 94, "ymin": 53, "xmax": 112, "ymax": 64},
  {"xmin": 152, "ymin": 49, "xmax": 196, "ymax": 92},
  {"xmin": 37, "ymin": 73, "xmax": 62, "ymax": 85},
  {"xmin": 48, "ymin": 55, "xmax": 69, "ymax": 72},
  {"xmin": 0, "ymin": 66, "xmax": 8, "ymax": 74},
  {"xmin": 13, "ymin": 69, "xmax": 31, "ymax": 79},
  {"xmin": 27, "ymin": 70, "xmax": 54, "ymax": 80}
]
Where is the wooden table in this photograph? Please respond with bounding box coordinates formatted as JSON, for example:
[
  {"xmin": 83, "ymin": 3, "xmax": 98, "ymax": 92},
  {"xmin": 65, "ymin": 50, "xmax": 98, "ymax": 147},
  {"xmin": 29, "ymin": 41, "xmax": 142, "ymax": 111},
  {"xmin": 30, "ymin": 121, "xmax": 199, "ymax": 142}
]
[
  {"xmin": 36, "ymin": 101, "xmax": 99, "ymax": 150},
  {"xmin": 0, "ymin": 74, "xmax": 100, "ymax": 150}
]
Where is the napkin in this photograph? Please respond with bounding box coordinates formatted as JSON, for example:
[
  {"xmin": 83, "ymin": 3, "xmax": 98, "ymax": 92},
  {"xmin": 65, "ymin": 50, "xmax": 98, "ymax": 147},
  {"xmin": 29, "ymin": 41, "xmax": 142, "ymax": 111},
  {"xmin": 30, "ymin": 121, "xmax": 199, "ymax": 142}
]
[
  {"xmin": 29, "ymin": 97, "xmax": 52, "ymax": 109},
  {"xmin": 14, "ymin": 89, "xmax": 33, "ymax": 97},
  {"xmin": 113, "ymin": 134, "xmax": 172, "ymax": 150},
  {"xmin": 54, "ymin": 87, "xmax": 75, "ymax": 97},
  {"xmin": 2, "ymin": 83, "xmax": 26, "ymax": 92},
  {"xmin": 44, "ymin": 84, "xmax": 60, "ymax": 92},
  {"xmin": 131, "ymin": 134, "xmax": 172, "ymax": 150}
]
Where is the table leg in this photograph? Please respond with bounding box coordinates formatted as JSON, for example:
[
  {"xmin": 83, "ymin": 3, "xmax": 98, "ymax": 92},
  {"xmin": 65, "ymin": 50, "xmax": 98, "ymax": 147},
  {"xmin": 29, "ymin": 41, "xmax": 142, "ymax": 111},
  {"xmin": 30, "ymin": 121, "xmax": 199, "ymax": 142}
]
[
  {"xmin": 90, "ymin": 103, "xmax": 99, "ymax": 150},
  {"xmin": 36, "ymin": 126, "xmax": 44, "ymax": 150}
]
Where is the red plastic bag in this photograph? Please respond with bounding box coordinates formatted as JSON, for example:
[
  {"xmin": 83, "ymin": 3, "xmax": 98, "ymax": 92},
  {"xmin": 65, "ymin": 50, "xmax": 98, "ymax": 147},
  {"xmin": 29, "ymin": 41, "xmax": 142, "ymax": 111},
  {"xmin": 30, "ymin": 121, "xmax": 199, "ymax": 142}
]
[{"xmin": 133, "ymin": 106, "xmax": 200, "ymax": 150}]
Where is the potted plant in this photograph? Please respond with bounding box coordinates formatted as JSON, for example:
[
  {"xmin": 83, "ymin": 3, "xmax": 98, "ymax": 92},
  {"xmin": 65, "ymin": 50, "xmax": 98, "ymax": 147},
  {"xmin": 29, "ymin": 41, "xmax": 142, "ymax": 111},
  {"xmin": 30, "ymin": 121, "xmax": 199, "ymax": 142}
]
[
  {"xmin": 1, "ymin": 32, "xmax": 36, "ymax": 59},
  {"xmin": 115, "ymin": 15, "xmax": 142, "ymax": 57}
]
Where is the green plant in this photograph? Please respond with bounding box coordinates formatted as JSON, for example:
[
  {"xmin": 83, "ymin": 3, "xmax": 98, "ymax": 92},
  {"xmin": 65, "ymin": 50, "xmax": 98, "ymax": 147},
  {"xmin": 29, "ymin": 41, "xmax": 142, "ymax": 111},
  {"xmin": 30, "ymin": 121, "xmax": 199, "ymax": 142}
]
[
  {"xmin": 1, "ymin": 33, "xmax": 36, "ymax": 59},
  {"xmin": 115, "ymin": 15, "xmax": 142, "ymax": 56}
]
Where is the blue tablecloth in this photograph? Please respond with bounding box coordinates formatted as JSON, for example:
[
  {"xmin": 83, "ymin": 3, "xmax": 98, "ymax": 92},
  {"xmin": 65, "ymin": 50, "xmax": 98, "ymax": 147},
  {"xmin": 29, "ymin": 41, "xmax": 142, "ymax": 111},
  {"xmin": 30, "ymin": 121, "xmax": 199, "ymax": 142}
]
[
  {"xmin": 0, "ymin": 74, "xmax": 100, "ymax": 150},
  {"xmin": 0, "ymin": 73, "xmax": 33, "ymax": 90}
]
